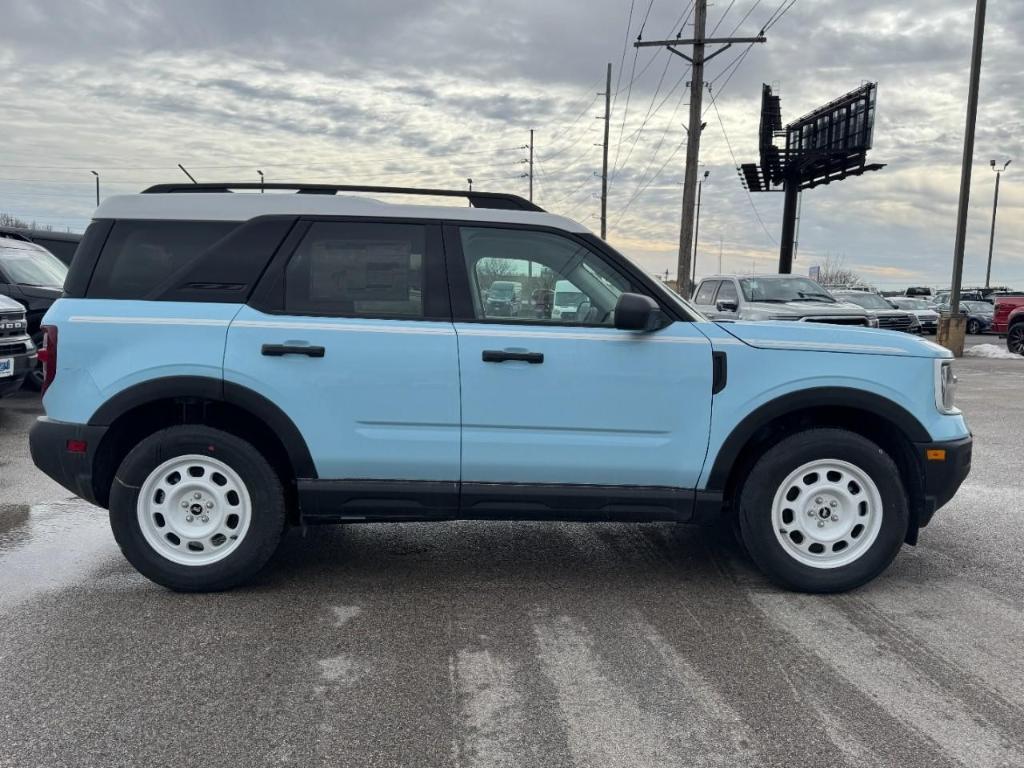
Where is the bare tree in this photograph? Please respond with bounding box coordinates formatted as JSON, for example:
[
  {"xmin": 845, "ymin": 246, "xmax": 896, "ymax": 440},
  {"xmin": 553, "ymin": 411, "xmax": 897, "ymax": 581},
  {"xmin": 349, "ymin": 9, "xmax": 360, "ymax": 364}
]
[
  {"xmin": 0, "ymin": 212, "xmax": 53, "ymax": 231},
  {"xmin": 817, "ymin": 254, "xmax": 869, "ymax": 289},
  {"xmin": 476, "ymin": 258, "xmax": 522, "ymax": 290}
]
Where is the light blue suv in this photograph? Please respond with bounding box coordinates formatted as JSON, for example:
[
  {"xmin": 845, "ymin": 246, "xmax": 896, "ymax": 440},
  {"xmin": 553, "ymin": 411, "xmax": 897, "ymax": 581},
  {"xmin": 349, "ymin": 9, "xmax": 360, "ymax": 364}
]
[{"xmin": 30, "ymin": 183, "xmax": 972, "ymax": 593}]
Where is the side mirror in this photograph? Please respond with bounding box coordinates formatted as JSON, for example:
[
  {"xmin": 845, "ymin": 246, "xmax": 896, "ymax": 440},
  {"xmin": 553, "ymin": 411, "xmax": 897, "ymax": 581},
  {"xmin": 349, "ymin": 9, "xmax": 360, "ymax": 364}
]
[
  {"xmin": 614, "ymin": 292, "xmax": 662, "ymax": 331},
  {"xmin": 716, "ymin": 299, "xmax": 739, "ymax": 313}
]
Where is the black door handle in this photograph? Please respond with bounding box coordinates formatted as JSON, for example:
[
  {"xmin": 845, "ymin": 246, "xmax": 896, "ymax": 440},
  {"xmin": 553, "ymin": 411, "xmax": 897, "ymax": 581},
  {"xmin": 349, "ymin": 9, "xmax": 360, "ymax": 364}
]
[
  {"xmin": 482, "ymin": 350, "xmax": 544, "ymax": 364},
  {"xmin": 261, "ymin": 343, "xmax": 325, "ymax": 358}
]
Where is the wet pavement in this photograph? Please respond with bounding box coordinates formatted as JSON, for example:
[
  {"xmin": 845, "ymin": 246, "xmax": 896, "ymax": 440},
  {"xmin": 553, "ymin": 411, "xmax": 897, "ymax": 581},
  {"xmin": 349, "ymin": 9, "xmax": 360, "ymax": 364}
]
[{"xmin": 1, "ymin": 346, "xmax": 1022, "ymax": 768}]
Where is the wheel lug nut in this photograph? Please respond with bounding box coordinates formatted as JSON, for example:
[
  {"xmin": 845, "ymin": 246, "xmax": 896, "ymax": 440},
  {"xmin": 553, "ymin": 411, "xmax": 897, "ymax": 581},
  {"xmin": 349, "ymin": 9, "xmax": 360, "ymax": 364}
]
[
  {"xmin": 815, "ymin": 497, "xmax": 823, "ymax": 504},
  {"xmin": 817, "ymin": 520, "xmax": 825, "ymax": 528},
  {"xmin": 830, "ymin": 500, "xmax": 838, "ymax": 508},
  {"xmin": 807, "ymin": 510, "xmax": 815, "ymax": 517},
  {"xmin": 206, "ymin": 501, "xmax": 214, "ymax": 509},
  {"xmin": 201, "ymin": 515, "xmax": 209, "ymax": 523},
  {"xmin": 193, "ymin": 492, "xmax": 202, "ymax": 500},
  {"xmin": 181, "ymin": 501, "xmax": 189, "ymax": 508},
  {"xmin": 186, "ymin": 514, "xmax": 194, "ymax": 522},
  {"xmin": 831, "ymin": 514, "xmax": 839, "ymax": 522}
]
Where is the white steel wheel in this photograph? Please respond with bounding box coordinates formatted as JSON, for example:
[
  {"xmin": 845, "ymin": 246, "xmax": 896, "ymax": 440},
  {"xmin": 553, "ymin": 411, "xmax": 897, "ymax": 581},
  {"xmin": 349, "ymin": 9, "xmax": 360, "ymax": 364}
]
[
  {"xmin": 136, "ymin": 454, "xmax": 253, "ymax": 567},
  {"xmin": 771, "ymin": 458, "xmax": 884, "ymax": 569}
]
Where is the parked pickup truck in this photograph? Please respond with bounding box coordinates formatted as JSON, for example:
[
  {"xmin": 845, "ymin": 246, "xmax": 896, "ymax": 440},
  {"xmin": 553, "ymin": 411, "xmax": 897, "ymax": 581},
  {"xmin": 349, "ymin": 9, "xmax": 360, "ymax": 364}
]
[{"xmin": 993, "ymin": 296, "xmax": 1024, "ymax": 354}]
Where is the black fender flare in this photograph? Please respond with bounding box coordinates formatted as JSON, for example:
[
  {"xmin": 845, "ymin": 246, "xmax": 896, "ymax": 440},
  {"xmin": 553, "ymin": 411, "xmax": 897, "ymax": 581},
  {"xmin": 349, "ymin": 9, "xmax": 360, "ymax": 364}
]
[
  {"xmin": 705, "ymin": 386, "xmax": 930, "ymax": 492},
  {"xmin": 88, "ymin": 375, "xmax": 317, "ymax": 479}
]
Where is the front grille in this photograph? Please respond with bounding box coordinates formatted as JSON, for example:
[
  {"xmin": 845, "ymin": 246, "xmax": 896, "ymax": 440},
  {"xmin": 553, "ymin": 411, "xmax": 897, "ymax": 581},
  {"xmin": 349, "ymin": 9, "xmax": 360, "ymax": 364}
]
[
  {"xmin": 802, "ymin": 316, "xmax": 870, "ymax": 326},
  {"xmin": 0, "ymin": 315, "xmax": 28, "ymax": 338},
  {"xmin": 0, "ymin": 341, "xmax": 27, "ymax": 355},
  {"xmin": 878, "ymin": 314, "xmax": 913, "ymax": 331}
]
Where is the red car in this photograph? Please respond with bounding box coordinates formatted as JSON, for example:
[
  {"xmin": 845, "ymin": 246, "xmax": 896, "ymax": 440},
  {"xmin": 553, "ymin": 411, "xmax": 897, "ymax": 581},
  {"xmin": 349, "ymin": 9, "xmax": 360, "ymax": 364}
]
[{"xmin": 993, "ymin": 296, "xmax": 1024, "ymax": 354}]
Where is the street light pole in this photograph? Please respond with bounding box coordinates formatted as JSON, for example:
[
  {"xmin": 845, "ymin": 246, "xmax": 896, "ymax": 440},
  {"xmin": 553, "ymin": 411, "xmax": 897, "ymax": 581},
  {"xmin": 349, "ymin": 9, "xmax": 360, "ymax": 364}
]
[
  {"xmin": 257, "ymin": 169, "xmax": 265, "ymax": 194},
  {"xmin": 90, "ymin": 170, "xmax": 99, "ymax": 207},
  {"xmin": 691, "ymin": 171, "xmax": 710, "ymax": 286},
  {"xmin": 986, "ymin": 159, "xmax": 1011, "ymax": 288}
]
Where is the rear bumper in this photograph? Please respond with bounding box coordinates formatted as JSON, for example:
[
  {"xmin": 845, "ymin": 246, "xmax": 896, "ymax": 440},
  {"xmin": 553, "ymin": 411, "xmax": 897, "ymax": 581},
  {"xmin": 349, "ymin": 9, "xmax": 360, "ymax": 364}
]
[
  {"xmin": 914, "ymin": 434, "xmax": 972, "ymax": 527},
  {"xmin": 29, "ymin": 417, "xmax": 107, "ymax": 505}
]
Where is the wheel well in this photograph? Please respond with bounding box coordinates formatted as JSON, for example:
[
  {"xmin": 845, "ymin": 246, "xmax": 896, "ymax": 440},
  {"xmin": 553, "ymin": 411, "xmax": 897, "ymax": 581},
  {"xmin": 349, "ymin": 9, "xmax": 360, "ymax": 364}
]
[
  {"xmin": 91, "ymin": 398, "xmax": 299, "ymax": 518},
  {"xmin": 720, "ymin": 405, "xmax": 925, "ymax": 544}
]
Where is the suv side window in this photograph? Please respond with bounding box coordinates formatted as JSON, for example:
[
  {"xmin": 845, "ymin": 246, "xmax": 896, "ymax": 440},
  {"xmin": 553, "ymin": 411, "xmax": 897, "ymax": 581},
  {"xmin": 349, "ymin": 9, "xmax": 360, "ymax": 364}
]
[
  {"xmin": 284, "ymin": 221, "xmax": 426, "ymax": 318},
  {"xmin": 87, "ymin": 220, "xmax": 238, "ymax": 299},
  {"xmin": 458, "ymin": 227, "xmax": 635, "ymax": 326},
  {"xmin": 694, "ymin": 280, "xmax": 719, "ymax": 305},
  {"xmin": 715, "ymin": 280, "xmax": 738, "ymax": 304}
]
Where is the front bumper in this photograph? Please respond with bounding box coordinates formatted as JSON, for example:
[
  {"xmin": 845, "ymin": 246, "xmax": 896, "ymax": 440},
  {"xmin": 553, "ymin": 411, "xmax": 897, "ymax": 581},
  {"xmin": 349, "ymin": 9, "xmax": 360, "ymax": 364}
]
[
  {"xmin": 0, "ymin": 350, "xmax": 35, "ymax": 396},
  {"xmin": 29, "ymin": 417, "xmax": 108, "ymax": 506},
  {"xmin": 914, "ymin": 434, "xmax": 972, "ymax": 528}
]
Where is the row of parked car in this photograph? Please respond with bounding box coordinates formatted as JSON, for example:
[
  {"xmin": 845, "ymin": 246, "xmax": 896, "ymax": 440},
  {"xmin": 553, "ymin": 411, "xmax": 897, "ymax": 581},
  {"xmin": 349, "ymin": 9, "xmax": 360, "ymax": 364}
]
[{"xmin": 0, "ymin": 227, "xmax": 75, "ymax": 396}]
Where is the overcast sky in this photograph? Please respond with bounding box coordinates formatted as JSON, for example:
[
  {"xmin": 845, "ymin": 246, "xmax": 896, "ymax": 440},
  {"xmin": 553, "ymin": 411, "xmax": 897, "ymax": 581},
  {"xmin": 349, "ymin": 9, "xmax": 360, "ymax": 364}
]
[{"xmin": 0, "ymin": 0, "xmax": 1020, "ymax": 287}]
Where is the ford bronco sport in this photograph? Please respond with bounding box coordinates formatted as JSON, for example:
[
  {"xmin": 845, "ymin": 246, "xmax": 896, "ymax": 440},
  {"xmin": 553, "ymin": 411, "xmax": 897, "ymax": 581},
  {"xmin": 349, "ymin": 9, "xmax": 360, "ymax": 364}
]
[{"xmin": 30, "ymin": 183, "xmax": 972, "ymax": 593}]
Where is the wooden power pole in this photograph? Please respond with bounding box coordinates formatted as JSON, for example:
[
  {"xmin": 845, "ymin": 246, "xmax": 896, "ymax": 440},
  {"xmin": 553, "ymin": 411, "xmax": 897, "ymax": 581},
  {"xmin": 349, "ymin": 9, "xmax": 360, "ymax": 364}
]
[
  {"xmin": 636, "ymin": 1, "xmax": 765, "ymax": 296},
  {"xmin": 600, "ymin": 62, "xmax": 612, "ymax": 240},
  {"xmin": 529, "ymin": 129, "xmax": 534, "ymax": 202}
]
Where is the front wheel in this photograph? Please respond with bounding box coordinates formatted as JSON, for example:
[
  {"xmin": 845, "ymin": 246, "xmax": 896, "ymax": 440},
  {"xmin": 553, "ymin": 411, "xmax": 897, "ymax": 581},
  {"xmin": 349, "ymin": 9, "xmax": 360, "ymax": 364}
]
[
  {"xmin": 966, "ymin": 319, "xmax": 980, "ymax": 335},
  {"xmin": 1008, "ymin": 324, "xmax": 1024, "ymax": 355},
  {"xmin": 737, "ymin": 428, "xmax": 908, "ymax": 593},
  {"xmin": 109, "ymin": 425, "xmax": 287, "ymax": 591}
]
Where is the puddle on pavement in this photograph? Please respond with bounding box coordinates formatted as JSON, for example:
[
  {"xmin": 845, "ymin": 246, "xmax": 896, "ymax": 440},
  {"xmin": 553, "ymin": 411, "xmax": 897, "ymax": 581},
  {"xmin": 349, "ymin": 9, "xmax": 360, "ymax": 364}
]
[{"xmin": 0, "ymin": 498, "xmax": 119, "ymax": 611}]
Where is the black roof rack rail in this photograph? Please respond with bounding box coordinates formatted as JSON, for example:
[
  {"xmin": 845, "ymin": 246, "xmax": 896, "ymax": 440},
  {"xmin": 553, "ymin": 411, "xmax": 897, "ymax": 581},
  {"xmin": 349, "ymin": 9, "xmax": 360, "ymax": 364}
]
[{"xmin": 141, "ymin": 183, "xmax": 545, "ymax": 212}]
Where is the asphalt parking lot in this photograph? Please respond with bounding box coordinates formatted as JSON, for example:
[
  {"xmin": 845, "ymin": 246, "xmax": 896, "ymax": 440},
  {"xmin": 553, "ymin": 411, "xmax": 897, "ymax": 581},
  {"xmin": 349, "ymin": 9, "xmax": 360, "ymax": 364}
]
[{"xmin": 1, "ymin": 338, "xmax": 1022, "ymax": 768}]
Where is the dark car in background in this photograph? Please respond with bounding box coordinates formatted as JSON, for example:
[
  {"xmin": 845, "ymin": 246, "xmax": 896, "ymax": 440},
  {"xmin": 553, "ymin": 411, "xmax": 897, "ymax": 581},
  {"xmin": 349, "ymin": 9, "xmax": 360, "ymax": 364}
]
[
  {"xmin": 831, "ymin": 290, "xmax": 920, "ymax": 333},
  {"xmin": 0, "ymin": 226, "xmax": 81, "ymax": 265},
  {"xmin": 960, "ymin": 301, "xmax": 995, "ymax": 335},
  {"xmin": 0, "ymin": 236, "xmax": 68, "ymax": 389}
]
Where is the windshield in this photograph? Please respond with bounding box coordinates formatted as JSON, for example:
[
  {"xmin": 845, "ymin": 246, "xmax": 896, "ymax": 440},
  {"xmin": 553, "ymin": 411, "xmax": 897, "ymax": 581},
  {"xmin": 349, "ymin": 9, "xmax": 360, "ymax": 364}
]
[
  {"xmin": 0, "ymin": 245, "xmax": 67, "ymax": 287},
  {"xmin": 836, "ymin": 292, "xmax": 893, "ymax": 310},
  {"xmin": 893, "ymin": 298, "xmax": 929, "ymax": 310},
  {"xmin": 739, "ymin": 277, "xmax": 834, "ymax": 303}
]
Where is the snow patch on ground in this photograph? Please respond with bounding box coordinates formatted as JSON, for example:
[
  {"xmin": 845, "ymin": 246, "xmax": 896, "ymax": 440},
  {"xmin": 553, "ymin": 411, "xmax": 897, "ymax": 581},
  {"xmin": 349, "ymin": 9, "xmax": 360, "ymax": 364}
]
[{"xmin": 964, "ymin": 343, "xmax": 1022, "ymax": 360}]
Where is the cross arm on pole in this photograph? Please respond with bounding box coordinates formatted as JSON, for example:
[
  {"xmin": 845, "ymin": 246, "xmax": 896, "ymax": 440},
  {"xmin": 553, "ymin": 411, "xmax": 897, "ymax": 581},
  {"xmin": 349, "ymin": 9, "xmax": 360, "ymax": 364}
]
[{"xmin": 634, "ymin": 36, "xmax": 766, "ymax": 48}]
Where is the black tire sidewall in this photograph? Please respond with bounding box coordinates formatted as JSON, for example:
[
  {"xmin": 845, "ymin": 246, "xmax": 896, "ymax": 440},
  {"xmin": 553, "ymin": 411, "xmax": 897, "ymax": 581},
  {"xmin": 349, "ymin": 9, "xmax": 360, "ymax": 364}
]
[
  {"xmin": 109, "ymin": 426, "xmax": 286, "ymax": 592},
  {"xmin": 738, "ymin": 429, "xmax": 908, "ymax": 593}
]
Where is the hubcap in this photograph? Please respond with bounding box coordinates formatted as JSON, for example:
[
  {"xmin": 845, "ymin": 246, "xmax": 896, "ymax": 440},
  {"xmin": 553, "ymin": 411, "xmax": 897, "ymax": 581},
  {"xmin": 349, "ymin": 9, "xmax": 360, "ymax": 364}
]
[
  {"xmin": 1009, "ymin": 327, "xmax": 1024, "ymax": 355},
  {"xmin": 136, "ymin": 455, "xmax": 252, "ymax": 566},
  {"xmin": 771, "ymin": 459, "xmax": 884, "ymax": 569}
]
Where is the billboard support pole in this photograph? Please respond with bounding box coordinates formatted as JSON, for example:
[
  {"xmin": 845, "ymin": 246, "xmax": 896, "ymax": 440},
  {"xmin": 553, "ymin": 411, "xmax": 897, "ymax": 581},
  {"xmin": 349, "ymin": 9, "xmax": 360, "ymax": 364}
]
[{"xmin": 779, "ymin": 173, "xmax": 800, "ymax": 273}]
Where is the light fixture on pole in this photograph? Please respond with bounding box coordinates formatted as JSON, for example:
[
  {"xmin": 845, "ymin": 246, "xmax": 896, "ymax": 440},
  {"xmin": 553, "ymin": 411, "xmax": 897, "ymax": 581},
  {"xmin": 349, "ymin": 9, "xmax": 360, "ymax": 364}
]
[
  {"xmin": 90, "ymin": 170, "xmax": 99, "ymax": 207},
  {"xmin": 985, "ymin": 159, "xmax": 1011, "ymax": 288},
  {"xmin": 257, "ymin": 169, "xmax": 264, "ymax": 193}
]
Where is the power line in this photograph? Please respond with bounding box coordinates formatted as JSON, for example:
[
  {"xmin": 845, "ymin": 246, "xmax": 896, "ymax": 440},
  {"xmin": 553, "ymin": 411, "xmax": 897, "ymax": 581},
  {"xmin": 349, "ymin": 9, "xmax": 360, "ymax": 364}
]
[{"xmin": 611, "ymin": 0, "xmax": 638, "ymax": 111}]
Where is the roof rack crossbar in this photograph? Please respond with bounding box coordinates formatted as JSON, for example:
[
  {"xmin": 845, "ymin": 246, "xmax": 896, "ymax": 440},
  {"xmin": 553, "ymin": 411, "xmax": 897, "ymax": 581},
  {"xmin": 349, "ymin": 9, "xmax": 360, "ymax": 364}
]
[{"xmin": 141, "ymin": 183, "xmax": 544, "ymax": 212}]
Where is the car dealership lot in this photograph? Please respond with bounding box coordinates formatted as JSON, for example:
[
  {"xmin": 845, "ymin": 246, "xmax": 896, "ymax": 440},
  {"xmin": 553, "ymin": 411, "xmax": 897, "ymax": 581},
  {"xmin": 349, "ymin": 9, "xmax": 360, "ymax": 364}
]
[{"xmin": 0, "ymin": 345, "xmax": 1021, "ymax": 768}]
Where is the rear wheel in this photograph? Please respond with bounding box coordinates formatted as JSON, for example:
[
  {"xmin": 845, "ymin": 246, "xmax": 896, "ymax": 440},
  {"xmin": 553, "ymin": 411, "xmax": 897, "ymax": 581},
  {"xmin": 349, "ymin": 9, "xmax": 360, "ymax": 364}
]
[
  {"xmin": 1008, "ymin": 323, "xmax": 1024, "ymax": 355},
  {"xmin": 737, "ymin": 428, "xmax": 908, "ymax": 593},
  {"xmin": 966, "ymin": 318, "xmax": 980, "ymax": 335},
  {"xmin": 109, "ymin": 425, "xmax": 286, "ymax": 591}
]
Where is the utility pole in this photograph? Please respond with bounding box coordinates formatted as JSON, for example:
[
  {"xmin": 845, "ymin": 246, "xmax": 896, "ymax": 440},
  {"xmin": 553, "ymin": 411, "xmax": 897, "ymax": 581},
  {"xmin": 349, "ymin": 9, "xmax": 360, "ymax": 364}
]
[
  {"xmin": 636, "ymin": 2, "xmax": 765, "ymax": 297},
  {"xmin": 600, "ymin": 62, "xmax": 612, "ymax": 240},
  {"xmin": 528, "ymin": 129, "xmax": 534, "ymax": 202},
  {"xmin": 691, "ymin": 170, "xmax": 710, "ymax": 285},
  {"xmin": 986, "ymin": 159, "xmax": 1011, "ymax": 288},
  {"xmin": 943, "ymin": 0, "xmax": 987, "ymax": 356}
]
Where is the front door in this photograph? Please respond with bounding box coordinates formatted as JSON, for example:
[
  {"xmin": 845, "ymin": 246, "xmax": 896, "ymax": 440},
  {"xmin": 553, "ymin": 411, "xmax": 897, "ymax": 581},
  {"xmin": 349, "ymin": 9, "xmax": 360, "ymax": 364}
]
[
  {"xmin": 225, "ymin": 219, "xmax": 460, "ymax": 484},
  {"xmin": 448, "ymin": 224, "xmax": 713, "ymax": 491}
]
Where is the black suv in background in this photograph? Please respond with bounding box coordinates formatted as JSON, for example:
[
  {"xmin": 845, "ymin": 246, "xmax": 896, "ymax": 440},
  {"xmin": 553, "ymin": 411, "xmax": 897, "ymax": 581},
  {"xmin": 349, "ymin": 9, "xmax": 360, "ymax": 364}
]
[
  {"xmin": 0, "ymin": 226, "xmax": 81, "ymax": 265},
  {"xmin": 0, "ymin": 234, "xmax": 68, "ymax": 389}
]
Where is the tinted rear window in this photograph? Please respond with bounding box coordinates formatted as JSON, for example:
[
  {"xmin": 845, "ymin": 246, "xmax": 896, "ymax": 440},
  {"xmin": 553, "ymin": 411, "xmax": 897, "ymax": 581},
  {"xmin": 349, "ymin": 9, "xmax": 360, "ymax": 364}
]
[{"xmin": 86, "ymin": 220, "xmax": 238, "ymax": 299}]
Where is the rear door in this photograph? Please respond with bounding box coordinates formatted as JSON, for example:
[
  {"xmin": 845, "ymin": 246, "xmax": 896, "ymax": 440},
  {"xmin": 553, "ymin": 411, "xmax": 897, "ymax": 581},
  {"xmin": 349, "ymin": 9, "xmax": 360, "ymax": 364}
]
[
  {"xmin": 225, "ymin": 218, "xmax": 460, "ymax": 485},
  {"xmin": 447, "ymin": 223, "xmax": 714, "ymax": 491}
]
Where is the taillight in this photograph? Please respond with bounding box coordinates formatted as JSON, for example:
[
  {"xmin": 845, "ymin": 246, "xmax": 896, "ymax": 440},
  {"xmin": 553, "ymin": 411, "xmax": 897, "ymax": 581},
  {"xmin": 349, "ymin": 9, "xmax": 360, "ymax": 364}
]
[{"xmin": 37, "ymin": 324, "xmax": 57, "ymax": 395}]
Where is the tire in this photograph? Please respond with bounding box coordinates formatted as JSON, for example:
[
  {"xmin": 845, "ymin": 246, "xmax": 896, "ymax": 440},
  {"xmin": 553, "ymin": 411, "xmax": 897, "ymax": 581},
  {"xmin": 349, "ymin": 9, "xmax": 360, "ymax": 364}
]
[
  {"xmin": 109, "ymin": 425, "xmax": 287, "ymax": 592},
  {"xmin": 737, "ymin": 428, "xmax": 908, "ymax": 593},
  {"xmin": 1008, "ymin": 324, "xmax": 1024, "ymax": 355},
  {"xmin": 22, "ymin": 333, "xmax": 44, "ymax": 391},
  {"xmin": 967, "ymin": 319, "xmax": 980, "ymax": 335}
]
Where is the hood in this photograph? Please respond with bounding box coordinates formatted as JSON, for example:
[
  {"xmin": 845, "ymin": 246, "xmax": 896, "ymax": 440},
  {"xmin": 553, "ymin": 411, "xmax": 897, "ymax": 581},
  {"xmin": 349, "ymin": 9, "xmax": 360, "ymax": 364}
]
[
  {"xmin": 0, "ymin": 294, "xmax": 25, "ymax": 312},
  {"xmin": 720, "ymin": 320, "xmax": 952, "ymax": 359},
  {"xmin": 746, "ymin": 299, "xmax": 867, "ymax": 317},
  {"xmin": 17, "ymin": 285, "xmax": 62, "ymax": 300}
]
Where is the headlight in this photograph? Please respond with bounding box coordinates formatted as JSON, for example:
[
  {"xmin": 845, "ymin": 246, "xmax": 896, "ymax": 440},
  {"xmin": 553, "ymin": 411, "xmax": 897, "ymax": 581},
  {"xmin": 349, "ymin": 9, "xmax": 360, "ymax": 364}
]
[
  {"xmin": 868, "ymin": 317, "xmax": 880, "ymax": 328},
  {"xmin": 935, "ymin": 359, "xmax": 958, "ymax": 414}
]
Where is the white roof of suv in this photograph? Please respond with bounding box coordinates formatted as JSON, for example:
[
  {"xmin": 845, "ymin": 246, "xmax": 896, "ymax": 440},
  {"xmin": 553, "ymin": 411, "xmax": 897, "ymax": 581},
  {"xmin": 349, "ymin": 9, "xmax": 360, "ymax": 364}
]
[{"xmin": 94, "ymin": 193, "xmax": 590, "ymax": 233}]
